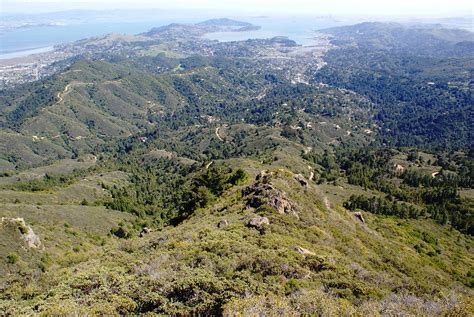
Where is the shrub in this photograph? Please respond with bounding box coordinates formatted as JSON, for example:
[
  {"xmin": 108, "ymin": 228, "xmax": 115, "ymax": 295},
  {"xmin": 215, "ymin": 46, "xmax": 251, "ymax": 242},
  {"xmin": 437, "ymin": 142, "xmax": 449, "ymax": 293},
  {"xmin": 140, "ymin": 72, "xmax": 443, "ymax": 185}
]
[
  {"xmin": 6, "ymin": 253, "xmax": 19, "ymax": 264},
  {"xmin": 111, "ymin": 226, "xmax": 130, "ymax": 239}
]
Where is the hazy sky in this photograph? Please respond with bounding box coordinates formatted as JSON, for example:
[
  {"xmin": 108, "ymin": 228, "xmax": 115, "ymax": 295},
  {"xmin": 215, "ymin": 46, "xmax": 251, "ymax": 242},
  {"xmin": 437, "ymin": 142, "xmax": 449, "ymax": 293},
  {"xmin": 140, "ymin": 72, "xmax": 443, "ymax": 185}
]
[{"xmin": 2, "ymin": 0, "xmax": 473, "ymax": 16}]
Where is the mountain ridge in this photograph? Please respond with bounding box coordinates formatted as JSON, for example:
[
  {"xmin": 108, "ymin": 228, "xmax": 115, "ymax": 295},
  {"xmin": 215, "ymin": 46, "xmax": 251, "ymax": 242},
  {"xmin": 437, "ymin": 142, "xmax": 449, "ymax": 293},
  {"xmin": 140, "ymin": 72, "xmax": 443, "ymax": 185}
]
[{"xmin": 0, "ymin": 19, "xmax": 472, "ymax": 315}]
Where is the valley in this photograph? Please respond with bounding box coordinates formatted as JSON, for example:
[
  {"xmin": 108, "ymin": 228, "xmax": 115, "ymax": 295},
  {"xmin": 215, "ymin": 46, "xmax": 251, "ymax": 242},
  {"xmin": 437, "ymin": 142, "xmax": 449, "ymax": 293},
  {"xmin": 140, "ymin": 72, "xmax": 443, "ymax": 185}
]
[{"xmin": 0, "ymin": 17, "xmax": 472, "ymax": 315}]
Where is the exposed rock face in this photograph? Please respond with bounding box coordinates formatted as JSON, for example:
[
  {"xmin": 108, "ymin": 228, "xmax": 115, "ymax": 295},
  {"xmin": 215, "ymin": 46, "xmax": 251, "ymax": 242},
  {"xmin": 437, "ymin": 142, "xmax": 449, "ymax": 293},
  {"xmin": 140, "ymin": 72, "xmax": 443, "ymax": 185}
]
[
  {"xmin": 294, "ymin": 174, "xmax": 308, "ymax": 187},
  {"xmin": 243, "ymin": 171, "xmax": 299, "ymax": 218},
  {"xmin": 248, "ymin": 217, "xmax": 269, "ymax": 230},
  {"xmin": 218, "ymin": 219, "xmax": 229, "ymax": 228},
  {"xmin": 293, "ymin": 246, "xmax": 315, "ymax": 256},
  {"xmin": 266, "ymin": 191, "xmax": 298, "ymax": 217},
  {"xmin": 1, "ymin": 217, "xmax": 43, "ymax": 249},
  {"xmin": 393, "ymin": 164, "xmax": 405, "ymax": 174},
  {"xmin": 140, "ymin": 227, "xmax": 152, "ymax": 237},
  {"xmin": 353, "ymin": 212, "xmax": 365, "ymax": 223},
  {"xmin": 255, "ymin": 170, "xmax": 273, "ymax": 183}
]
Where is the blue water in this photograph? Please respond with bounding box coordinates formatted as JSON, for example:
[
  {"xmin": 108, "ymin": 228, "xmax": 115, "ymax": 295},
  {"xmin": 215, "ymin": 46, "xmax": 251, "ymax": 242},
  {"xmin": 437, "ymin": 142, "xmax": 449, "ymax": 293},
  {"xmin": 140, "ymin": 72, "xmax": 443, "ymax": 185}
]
[
  {"xmin": 0, "ymin": 15, "xmax": 348, "ymax": 58},
  {"xmin": 203, "ymin": 16, "xmax": 346, "ymax": 45},
  {"xmin": 0, "ymin": 20, "xmax": 193, "ymax": 56},
  {"xmin": 0, "ymin": 46, "xmax": 55, "ymax": 59}
]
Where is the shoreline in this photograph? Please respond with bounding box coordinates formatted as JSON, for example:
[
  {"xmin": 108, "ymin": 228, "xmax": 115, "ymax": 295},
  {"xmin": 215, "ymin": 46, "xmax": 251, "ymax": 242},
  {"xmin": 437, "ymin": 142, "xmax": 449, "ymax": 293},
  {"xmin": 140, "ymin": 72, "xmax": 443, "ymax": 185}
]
[{"xmin": 0, "ymin": 46, "xmax": 55, "ymax": 60}]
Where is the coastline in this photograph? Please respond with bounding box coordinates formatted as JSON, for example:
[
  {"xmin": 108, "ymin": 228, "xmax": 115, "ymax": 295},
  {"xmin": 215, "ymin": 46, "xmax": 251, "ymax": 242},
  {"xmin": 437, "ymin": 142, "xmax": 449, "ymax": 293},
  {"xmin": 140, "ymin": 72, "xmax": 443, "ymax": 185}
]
[{"xmin": 0, "ymin": 46, "xmax": 55, "ymax": 60}]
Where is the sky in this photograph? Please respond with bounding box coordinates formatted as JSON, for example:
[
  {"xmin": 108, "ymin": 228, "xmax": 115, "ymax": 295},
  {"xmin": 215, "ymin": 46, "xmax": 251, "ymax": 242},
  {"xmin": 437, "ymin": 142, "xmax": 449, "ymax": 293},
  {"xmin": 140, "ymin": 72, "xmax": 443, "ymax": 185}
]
[{"xmin": 1, "ymin": 0, "xmax": 473, "ymax": 16}]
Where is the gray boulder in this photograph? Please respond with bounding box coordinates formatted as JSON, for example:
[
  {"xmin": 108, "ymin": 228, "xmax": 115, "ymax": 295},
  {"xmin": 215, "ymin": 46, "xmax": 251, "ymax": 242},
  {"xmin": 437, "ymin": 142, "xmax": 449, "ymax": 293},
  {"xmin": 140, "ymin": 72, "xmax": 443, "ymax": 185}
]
[
  {"xmin": 248, "ymin": 217, "xmax": 270, "ymax": 230},
  {"xmin": 218, "ymin": 219, "xmax": 229, "ymax": 228}
]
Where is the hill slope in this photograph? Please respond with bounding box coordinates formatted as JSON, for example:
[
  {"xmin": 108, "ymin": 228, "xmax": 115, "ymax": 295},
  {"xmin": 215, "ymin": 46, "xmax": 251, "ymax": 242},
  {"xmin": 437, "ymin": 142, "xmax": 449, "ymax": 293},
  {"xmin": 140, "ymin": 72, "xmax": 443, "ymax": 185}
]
[
  {"xmin": 0, "ymin": 20, "xmax": 473, "ymax": 315},
  {"xmin": 1, "ymin": 161, "xmax": 472, "ymax": 315}
]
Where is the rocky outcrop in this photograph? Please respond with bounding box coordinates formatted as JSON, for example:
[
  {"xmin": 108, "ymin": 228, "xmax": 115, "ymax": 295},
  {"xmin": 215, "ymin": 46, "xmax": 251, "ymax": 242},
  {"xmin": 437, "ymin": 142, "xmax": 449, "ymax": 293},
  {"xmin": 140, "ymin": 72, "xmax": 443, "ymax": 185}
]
[
  {"xmin": 294, "ymin": 174, "xmax": 308, "ymax": 187},
  {"xmin": 1, "ymin": 217, "xmax": 42, "ymax": 249},
  {"xmin": 139, "ymin": 227, "xmax": 152, "ymax": 237},
  {"xmin": 393, "ymin": 164, "xmax": 405, "ymax": 175},
  {"xmin": 218, "ymin": 219, "xmax": 229, "ymax": 228},
  {"xmin": 255, "ymin": 170, "xmax": 273, "ymax": 183},
  {"xmin": 247, "ymin": 217, "xmax": 269, "ymax": 230},
  {"xmin": 243, "ymin": 171, "xmax": 299, "ymax": 218},
  {"xmin": 293, "ymin": 246, "xmax": 315, "ymax": 256},
  {"xmin": 353, "ymin": 212, "xmax": 365, "ymax": 223}
]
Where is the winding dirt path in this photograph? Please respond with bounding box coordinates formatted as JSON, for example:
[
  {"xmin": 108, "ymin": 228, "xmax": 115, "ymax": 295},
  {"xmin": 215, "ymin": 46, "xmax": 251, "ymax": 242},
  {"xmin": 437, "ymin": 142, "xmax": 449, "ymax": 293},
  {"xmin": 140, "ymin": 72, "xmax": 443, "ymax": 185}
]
[
  {"xmin": 56, "ymin": 81, "xmax": 89, "ymax": 104},
  {"xmin": 215, "ymin": 126, "xmax": 224, "ymax": 142},
  {"xmin": 308, "ymin": 165, "xmax": 314, "ymax": 181},
  {"xmin": 56, "ymin": 83, "xmax": 72, "ymax": 103}
]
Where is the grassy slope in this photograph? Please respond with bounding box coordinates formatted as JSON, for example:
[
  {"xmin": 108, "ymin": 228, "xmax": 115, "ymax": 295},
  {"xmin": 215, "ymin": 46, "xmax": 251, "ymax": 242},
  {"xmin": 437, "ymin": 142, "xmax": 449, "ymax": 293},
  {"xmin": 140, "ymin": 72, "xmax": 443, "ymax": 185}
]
[
  {"xmin": 0, "ymin": 159, "xmax": 472, "ymax": 315},
  {"xmin": 0, "ymin": 58, "xmax": 267, "ymax": 169},
  {"xmin": 0, "ymin": 163, "xmax": 135, "ymax": 316},
  {"xmin": 0, "ymin": 23, "xmax": 472, "ymax": 314}
]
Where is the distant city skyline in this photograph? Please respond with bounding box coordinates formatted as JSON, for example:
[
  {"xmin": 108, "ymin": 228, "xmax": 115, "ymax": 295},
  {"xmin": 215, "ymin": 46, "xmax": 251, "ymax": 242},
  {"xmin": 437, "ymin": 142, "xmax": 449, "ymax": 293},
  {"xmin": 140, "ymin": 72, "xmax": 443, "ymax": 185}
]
[{"xmin": 2, "ymin": 0, "xmax": 473, "ymax": 16}]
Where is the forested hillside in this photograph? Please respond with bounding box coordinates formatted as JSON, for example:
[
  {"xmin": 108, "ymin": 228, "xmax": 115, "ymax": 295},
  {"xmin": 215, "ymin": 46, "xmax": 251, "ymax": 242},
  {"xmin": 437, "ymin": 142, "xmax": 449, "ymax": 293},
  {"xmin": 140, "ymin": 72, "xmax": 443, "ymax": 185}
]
[
  {"xmin": 316, "ymin": 22, "xmax": 473, "ymax": 149},
  {"xmin": 0, "ymin": 20, "xmax": 472, "ymax": 315}
]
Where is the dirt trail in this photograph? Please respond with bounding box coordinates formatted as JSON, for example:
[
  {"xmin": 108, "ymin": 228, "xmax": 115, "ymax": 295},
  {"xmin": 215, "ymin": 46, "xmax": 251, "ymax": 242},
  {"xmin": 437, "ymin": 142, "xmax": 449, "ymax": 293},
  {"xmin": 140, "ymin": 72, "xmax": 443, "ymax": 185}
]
[
  {"xmin": 308, "ymin": 176, "xmax": 333, "ymax": 211},
  {"xmin": 215, "ymin": 127, "xmax": 224, "ymax": 142},
  {"xmin": 308, "ymin": 165, "xmax": 314, "ymax": 181},
  {"xmin": 56, "ymin": 82, "xmax": 89, "ymax": 104},
  {"xmin": 256, "ymin": 87, "xmax": 270, "ymax": 100},
  {"xmin": 56, "ymin": 84, "xmax": 71, "ymax": 103},
  {"xmin": 61, "ymin": 69, "xmax": 83, "ymax": 75}
]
